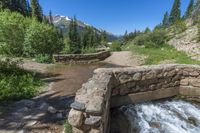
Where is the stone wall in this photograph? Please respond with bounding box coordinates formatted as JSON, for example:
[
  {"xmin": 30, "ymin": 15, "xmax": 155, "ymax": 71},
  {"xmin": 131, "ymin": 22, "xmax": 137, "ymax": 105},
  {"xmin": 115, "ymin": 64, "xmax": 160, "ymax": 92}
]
[
  {"xmin": 53, "ymin": 51, "xmax": 110, "ymax": 63},
  {"xmin": 68, "ymin": 64, "xmax": 200, "ymax": 133}
]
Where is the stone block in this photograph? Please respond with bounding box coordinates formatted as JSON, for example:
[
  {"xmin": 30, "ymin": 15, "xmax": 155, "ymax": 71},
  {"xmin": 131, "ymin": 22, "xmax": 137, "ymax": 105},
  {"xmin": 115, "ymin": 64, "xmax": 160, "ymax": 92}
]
[
  {"xmin": 71, "ymin": 102, "xmax": 86, "ymax": 111},
  {"xmin": 190, "ymin": 78, "xmax": 200, "ymax": 87},
  {"xmin": 190, "ymin": 71, "xmax": 199, "ymax": 77},
  {"xmin": 144, "ymin": 70, "xmax": 157, "ymax": 79},
  {"xmin": 112, "ymin": 88, "xmax": 119, "ymax": 96},
  {"xmin": 89, "ymin": 129, "xmax": 100, "ymax": 133},
  {"xmin": 68, "ymin": 109, "xmax": 83, "ymax": 127},
  {"xmin": 180, "ymin": 78, "xmax": 189, "ymax": 86},
  {"xmin": 86, "ymin": 96, "xmax": 104, "ymax": 115},
  {"xmin": 179, "ymin": 86, "xmax": 200, "ymax": 96},
  {"xmin": 85, "ymin": 116, "xmax": 102, "ymax": 126},
  {"xmin": 132, "ymin": 73, "xmax": 142, "ymax": 81}
]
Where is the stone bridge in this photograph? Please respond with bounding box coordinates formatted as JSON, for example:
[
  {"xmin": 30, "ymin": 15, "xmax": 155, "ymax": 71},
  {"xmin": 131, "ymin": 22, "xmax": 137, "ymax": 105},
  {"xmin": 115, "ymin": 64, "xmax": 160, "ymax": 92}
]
[{"xmin": 68, "ymin": 64, "xmax": 200, "ymax": 133}]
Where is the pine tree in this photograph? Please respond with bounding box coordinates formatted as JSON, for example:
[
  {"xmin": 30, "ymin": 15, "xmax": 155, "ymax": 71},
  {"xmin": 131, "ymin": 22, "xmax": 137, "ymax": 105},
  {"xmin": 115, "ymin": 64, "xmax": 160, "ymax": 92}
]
[
  {"xmin": 144, "ymin": 27, "xmax": 151, "ymax": 33},
  {"xmin": 185, "ymin": 0, "xmax": 194, "ymax": 18},
  {"xmin": 169, "ymin": 0, "xmax": 181, "ymax": 24},
  {"xmin": 21, "ymin": 0, "xmax": 28, "ymax": 16},
  {"xmin": 27, "ymin": 1, "xmax": 31, "ymax": 16},
  {"xmin": 49, "ymin": 10, "xmax": 53, "ymax": 25},
  {"xmin": 123, "ymin": 30, "xmax": 129, "ymax": 43},
  {"xmin": 31, "ymin": 0, "xmax": 43, "ymax": 21},
  {"xmin": 162, "ymin": 12, "xmax": 170, "ymax": 26},
  {"xmin": 68, "ymin": 16, "xmax": 81, "ymax": 54},
  {"xmin": 100, "ymin": 30, "xmax": 107, "ymax": 44},
  {"xmin": 0, "ymin": 0, "xmax": 11, "ymax": 9}
]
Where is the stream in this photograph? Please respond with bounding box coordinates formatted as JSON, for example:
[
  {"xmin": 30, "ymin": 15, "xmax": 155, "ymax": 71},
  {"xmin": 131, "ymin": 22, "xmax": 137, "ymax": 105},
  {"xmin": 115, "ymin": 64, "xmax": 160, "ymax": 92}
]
[{"xmin": 111, "ymin": 100, "xmax": 200, "ymax": 133}]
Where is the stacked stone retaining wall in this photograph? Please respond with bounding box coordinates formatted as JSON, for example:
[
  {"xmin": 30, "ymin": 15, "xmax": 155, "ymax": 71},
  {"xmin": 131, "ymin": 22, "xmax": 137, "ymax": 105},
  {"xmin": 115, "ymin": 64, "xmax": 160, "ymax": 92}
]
[
  {"xmin": 68, "ymin": 64, "xmax": 200, "ymax": 133},
  {"xmin": 53, "ymin": 51, "xmax": 110, "ymax": 63}
]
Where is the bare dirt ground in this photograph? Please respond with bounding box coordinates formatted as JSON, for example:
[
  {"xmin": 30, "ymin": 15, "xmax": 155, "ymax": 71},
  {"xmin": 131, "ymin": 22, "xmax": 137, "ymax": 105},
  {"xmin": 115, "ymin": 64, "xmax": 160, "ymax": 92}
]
[
  {"xmin": 104, "ymin": 51, "xmax": 145, "ymax": 67},
  {"xmin": 0, "ymin": 52, "xmax": 144, "ymax": 133}
]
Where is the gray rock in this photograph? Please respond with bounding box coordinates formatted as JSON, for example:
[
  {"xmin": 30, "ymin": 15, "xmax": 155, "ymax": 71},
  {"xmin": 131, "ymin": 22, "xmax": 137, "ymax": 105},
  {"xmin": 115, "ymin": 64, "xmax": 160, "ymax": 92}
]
[
  {"xmin": 48, "ymin": 106, "xmax": 57, "ymax": 114},
  {"xmin": 17, "ymin": 107, "xmax": 29, "ymax": 113},
  {"xmin": 85, "ymin": 116, "xmax": 101, "ymax": 126},
  {"xmin": 68, "ymin": 109, "xmax": 83, "ymax": 127},
  {"xmin": 39, "ymin": 102, "xmax": 49, "ymax": 111},
  {"xmin": 56, "ymin": 113, "xmax": 63, "ymax": 119},
  {"xmin": 132, "ymin": 73, "xmax": 142, "ymax": 81},
  {"xmin": 15, "ymin": 100, "xmax": 35, "ymax": 108},
  {"xmin": 25, "ymin": 120, "xmax": 37, "ymax": 127},
  {"xmin": 86, "ymin": 96, "xmax": 103, "ymax": 115},
  {"xmin": 70, "ymin": 102, "xmax": 85, "ymax": 111}
]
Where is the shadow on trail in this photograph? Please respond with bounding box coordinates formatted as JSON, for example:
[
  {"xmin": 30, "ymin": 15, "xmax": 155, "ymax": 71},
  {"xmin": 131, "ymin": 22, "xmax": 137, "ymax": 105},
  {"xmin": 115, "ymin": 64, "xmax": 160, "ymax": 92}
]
[{"xmin": 0, "ymin": 62, "xmax": 123, "ymax": 132}]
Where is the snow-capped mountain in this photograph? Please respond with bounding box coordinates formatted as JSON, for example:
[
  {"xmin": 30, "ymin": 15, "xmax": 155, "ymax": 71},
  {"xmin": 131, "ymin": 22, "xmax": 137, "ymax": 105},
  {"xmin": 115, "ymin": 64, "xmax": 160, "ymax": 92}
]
[{"xmin": 52, "ymin": 15, "xmax": 118, "ymax": 41}]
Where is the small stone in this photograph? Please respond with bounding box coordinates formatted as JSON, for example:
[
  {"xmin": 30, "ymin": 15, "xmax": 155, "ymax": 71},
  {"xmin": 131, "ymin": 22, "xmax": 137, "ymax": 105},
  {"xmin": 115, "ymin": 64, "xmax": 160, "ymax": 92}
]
[
  {"xmin": 56, "ymin": 113, "xmax": 63, "ymax": 119},
  {"xmin": 132, "ymin": 73, "xmax": 142, "ymax": 81},
  {"xmin": 84, "ymin": 116, "xmax": 102, "ymax": 126},
  {"xmin": 48, "ymin": 106, "xmax": 57, "ymax": 114},
  {"xmin": 25, "ymin": 120, "xmax": 37, "ymax": 127},
  {"xmin": 71, "ymin": 102, "xmax": 86, "ymax": 111},
  {"xmin": 68, "ymin": 109, "xmax": 83, "ymax": 127}
]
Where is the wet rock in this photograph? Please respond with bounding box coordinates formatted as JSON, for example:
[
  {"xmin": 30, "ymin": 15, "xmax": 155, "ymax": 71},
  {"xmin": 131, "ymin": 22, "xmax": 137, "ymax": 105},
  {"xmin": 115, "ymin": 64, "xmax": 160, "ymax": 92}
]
[
  {"xmin": 71, "ymin": 102, "xmax": 86, "ymax": 111},
  {"xmin": 149, "ymin": 122, "xmax": 161, "ymax": 128},
  {"xmin": 48, "ymin": 106, "xmax": 57, "ymax": 114},
  {"xmin": 188, "ymin": 117, "xmax": 198, "ymax": 126}
]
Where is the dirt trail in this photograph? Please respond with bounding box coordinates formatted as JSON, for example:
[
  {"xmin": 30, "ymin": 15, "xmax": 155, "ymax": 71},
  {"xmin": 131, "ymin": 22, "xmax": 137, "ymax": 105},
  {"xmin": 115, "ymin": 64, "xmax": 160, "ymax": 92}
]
[
  {"xmin": 104, "ymin": 51, "xmax": 145, "ymax": 67},
  {"xmin": 0, "ymin": 52, "xmax": 144, "ymax": 133}
]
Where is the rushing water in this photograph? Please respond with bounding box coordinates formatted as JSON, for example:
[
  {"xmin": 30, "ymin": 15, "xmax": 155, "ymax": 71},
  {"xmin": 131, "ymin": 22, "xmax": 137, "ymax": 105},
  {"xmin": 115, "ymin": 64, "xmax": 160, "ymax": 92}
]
[{"xmin": 120, "ymin": 100, "xmax": 200, "ymax": 133}]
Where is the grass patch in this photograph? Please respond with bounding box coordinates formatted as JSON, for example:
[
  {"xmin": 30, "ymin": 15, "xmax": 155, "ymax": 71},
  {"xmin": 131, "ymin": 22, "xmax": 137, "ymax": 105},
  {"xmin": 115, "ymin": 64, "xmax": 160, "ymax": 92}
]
[
  {"xmin": 0, "ymin": 59, "xmax": 43, "ymax": 101},
  {"xmin": 124, "ymin": 43, "xmax": 200, "ymax": 65},
  {"xmin": 64, "ymin": 121, "xmax": 72, "ymax": 133}
]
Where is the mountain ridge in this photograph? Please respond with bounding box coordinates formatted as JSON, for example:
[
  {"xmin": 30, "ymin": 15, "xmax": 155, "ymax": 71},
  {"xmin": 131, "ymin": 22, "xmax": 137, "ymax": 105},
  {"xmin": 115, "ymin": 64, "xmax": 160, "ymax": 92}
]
[{"xmin": 52, "ymin": 15, "xmax": 119, "ymax": 41}]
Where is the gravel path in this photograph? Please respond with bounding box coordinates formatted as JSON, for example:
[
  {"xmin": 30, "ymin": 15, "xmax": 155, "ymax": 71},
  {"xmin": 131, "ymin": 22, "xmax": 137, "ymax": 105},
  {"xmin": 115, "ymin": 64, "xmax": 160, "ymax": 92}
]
[{"xmin": 104, "ymin": 51, "xmax": 145, "ymax": 67}]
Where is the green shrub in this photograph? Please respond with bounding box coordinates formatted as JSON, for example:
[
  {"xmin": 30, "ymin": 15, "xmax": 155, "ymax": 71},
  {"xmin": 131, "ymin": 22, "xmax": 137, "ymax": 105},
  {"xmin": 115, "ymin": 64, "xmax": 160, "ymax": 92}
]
[
  {"xmin": 0, "ymin": 10, "xmax": 30, "ymax": 56},
  {"xmin": 64, "ymin": 121, "xmax": 72, "ymax": 133},
  {"xmin": 133, "ymin": 33, "xmax": 150, "ymax": 46},
  {"xmin": 35, "ymin": 54, "xmax": 52, "ymax": 63},
  {"xmin": 24, "ymin": 20, "xmax": 64, "ymax": 58},
  {"xmin": 81, "ymin": 47, "xmax": 97, "ymax": 54},
  {"xmin": 0, "ymin": 59, "xmax": 43, "ymax": 101},
  {"xmin": 110, "ymin": 40, "xmax": 122, "ymax": 51},
  {"xmin": 170, "ymin": 20, "xmax": 187, "ymax": 34},
  {"xmin": 133, "ymin": 28, "xmax": 168, "ymax": 48}
]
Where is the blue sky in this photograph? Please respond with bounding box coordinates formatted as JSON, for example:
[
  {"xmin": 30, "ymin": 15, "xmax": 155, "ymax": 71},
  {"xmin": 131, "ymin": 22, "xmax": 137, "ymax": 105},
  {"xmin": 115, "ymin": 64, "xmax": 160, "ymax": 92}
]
[{"xmin": 40, "ymin": 0, "xmax": 190, "ymax": 35}]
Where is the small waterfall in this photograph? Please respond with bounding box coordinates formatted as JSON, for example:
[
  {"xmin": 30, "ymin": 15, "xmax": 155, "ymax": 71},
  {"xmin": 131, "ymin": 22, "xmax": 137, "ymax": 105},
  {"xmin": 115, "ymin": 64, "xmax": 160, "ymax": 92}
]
[{"xmin": 121, "ymin": 100, "xmax": 200, "ymax": 133}]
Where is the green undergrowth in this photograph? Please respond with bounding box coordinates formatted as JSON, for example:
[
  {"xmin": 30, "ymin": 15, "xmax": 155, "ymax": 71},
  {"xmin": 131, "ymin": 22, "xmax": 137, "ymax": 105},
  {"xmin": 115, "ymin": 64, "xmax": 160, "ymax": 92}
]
[
  {"xmin": 0, "ymin": 59, "xmax": 43, "ymax": 102},
  {"xmin": 124, "ymin": 43, "xmax": 200, "ymax": 65},
  {"xmin": 64, "ymin": 121, "xmax": 72, "ymax": 133}
]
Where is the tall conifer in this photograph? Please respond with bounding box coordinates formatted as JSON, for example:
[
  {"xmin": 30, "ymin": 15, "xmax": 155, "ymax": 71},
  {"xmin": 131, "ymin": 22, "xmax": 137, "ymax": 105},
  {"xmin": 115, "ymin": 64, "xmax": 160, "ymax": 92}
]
[{"xmin": 169, "ymin": 0, "xmax": 181, "ymax": 23}]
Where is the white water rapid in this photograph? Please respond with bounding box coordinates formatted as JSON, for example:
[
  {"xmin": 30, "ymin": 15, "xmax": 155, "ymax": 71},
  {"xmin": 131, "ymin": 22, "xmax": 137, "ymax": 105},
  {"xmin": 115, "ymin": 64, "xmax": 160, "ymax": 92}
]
[{"xmin": 121, "ymin": 100, "xmax": 200, "ymax": 133}]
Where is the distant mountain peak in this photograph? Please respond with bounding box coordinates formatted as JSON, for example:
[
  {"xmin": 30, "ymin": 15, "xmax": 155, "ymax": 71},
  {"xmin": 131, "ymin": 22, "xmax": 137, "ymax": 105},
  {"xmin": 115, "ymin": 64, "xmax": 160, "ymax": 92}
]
[{"xmin": 52, "ymin": 14, "xmax": 118, "ymax": 41}]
